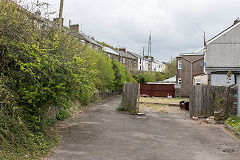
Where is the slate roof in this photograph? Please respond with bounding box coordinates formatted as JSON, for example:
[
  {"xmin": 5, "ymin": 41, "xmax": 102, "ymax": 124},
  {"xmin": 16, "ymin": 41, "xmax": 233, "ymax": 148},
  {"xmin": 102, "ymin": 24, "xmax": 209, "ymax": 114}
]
[
  {"xmin": 79, "ymin": 33, "xmax": 102, "ymax": 47},
  {"xmin": 115, "ymin": 50, "xmax": 137, "ymax": 59},
  {"xmin": 127, "ymin": 51, "xmax": 143, "ymax": 59},
  {"xmin": 103, "ymin": 47, "xmax": 119, "ymax": 55}
]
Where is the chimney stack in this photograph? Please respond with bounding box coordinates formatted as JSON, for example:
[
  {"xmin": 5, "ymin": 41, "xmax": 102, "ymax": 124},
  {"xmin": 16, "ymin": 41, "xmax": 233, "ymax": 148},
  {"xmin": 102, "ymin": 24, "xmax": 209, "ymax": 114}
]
[
  {"xmin": 119, "ymin": 48, "xmax": 126, "ymax": 52},
  {"xmin": 234, "ymin": 17, "xmax": 240, "ymax": 25},
  {"xmin": 53, "ymin": 18, "xmax": 64, "ymax": 27},
  {"xmin": 70, "ymin": 24, "xmax": 80, "ymax": 33}
]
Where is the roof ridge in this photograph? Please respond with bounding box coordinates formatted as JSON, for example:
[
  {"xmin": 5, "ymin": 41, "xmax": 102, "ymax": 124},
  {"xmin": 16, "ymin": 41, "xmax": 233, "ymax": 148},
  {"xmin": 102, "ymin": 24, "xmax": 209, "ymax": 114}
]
[{"xmin": 207, "ymin": 21, "xmax": 240, "ymax": 44}]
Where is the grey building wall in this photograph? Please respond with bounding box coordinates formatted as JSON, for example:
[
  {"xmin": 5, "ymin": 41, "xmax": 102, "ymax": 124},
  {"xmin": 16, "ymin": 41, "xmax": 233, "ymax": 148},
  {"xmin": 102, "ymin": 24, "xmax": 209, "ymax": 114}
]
[
  {"xmin": 206, "ymin": 23, "xmax": 240, "ymax": 73},
  {"xmin": 211, "ymin": 74, "xmax": 235, "ymax": 86}
]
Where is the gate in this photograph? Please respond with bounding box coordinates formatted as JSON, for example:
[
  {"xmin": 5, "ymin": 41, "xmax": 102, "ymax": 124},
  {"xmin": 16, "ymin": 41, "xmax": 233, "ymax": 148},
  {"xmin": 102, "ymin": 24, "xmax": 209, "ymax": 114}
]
[{"xmin": 140, "ymin": 84, "xmax": 175, "ymax": 97}]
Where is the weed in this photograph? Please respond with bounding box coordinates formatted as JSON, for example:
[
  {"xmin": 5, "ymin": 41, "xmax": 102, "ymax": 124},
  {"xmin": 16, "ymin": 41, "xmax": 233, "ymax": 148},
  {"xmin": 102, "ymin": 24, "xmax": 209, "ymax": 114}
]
[
  {"xmin": 56, "ymin": 109, "xmax": 70, "ymax": 121},
  {"xmin": 226, "ymin": 116, "xmax": 240, "ymax": 132},
  {"xmin": 116, "ymin": 106, "xmax": 125, "ymax": 111}
]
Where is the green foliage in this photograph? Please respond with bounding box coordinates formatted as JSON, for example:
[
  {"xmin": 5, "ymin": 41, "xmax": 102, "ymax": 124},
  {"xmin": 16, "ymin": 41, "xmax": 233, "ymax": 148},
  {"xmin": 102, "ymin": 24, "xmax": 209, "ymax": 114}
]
[
  {"xmin": 226, "ymin": 70, "xmax": 232, "ymax": 84},
  {"xmin": 95, "ymin": 52, "xmax": 115, "ymax": 91},
  {"xmin": 0, "ymin": 75, "xmax": 59, "ymax": 159},
  {"xmin": 112, "ymin": 60, "xmax": 135, "ymax": 90},
  {"xmin": 56, "ymin": 109, "xmax": 70, "ymax": 121},
  {"xmin": 132, "ymin": 71, "xmax": 167, "ymax": 83},
  {"xmin": 164, "ymin": 58, "xmax": 176, "ymax": 78},
  {"xmin": 0, "ymin": 1, "xmax": 135, "ymax": 158},
  {"xmin": 46, "ymin": 117, "xmax": 57, "ymax": 126},
  {"xmin": 130, "ymin": 109, "xmax": 138, "ymax": 115},
  {"xmin": 218, "ymin": 98, "xmax": 224, "ymax": 104},
  {"xmin": 116, "ymin": 106, "xmax": 125, "ymax": 111},
  {"xmin": 226, "ymin": 116, "xmax": 240, "ymax": 132}
]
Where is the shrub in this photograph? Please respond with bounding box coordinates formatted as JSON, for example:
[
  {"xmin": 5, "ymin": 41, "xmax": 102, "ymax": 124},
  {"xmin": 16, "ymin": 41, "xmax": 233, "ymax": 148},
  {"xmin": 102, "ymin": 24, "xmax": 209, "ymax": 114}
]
[{"xmin": 0, "ymin": 0, "xmax": 135, "ymax": 158}]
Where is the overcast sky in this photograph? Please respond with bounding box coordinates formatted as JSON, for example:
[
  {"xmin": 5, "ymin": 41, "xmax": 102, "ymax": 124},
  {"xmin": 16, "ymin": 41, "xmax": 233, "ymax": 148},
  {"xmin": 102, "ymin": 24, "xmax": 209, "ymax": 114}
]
[{"xmin": 25, "ymin": 0, "xmax": 240, "ymax": 62}]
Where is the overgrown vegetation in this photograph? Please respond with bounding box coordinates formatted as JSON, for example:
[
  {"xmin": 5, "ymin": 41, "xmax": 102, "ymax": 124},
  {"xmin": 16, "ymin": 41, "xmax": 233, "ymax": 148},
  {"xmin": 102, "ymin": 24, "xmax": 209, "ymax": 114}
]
[
  {"xmin": 226, "ymin": 116, "xmax": 240, "ymax": 132},
  {"xmin": 0, "ymin": 0, "xmax": 134, "ymax": 159},
  {"xmin": 132, "ymin": 71, "xmax": 167, "ymax": 83},
  {"xmin": 164, "ymin": 58, "xmax": 176, "ymax": 79},
  {"xmin": 132, "ymin": 59, "xmax": 176, "ymax": 83}
]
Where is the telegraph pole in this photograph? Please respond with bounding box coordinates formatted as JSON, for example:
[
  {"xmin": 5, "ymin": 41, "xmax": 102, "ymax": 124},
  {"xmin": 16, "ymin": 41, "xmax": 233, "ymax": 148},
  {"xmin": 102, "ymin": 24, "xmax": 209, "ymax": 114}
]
[
  {"xmin": 58, "ymin": 0, "xmax": 64, "ymax": 28},
  {"xmin": 142, "ymin": 47, "xmax": 145, "ymax": 71}
]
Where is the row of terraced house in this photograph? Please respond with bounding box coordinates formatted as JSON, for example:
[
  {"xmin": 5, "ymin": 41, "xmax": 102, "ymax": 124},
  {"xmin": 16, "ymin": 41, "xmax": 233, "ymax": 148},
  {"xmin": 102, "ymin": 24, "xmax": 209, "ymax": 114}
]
[
  {"xmin": 25, "ymin": 6, "xmax": 166, "ymax": 73},
  {"xmin": 69, "ymin": 24, "xmax": 166, "ymax": 72}
]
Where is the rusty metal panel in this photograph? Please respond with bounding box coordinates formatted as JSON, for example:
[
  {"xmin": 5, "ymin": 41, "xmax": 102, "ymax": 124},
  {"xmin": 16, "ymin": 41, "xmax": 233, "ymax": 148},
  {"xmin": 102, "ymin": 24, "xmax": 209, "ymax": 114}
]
[{"xmin": 140, "ymin": 84, "xmax": 175, "ymax": 97}]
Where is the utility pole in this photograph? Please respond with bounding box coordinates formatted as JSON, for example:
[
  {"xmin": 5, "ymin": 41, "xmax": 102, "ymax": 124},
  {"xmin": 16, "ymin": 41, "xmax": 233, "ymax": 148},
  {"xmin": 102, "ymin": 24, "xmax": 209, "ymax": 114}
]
[
  {"xmin": 58, "ymin": 0, "xmax": 64, "ymax": 28},
  {"xmin": 142, "ymin": 47, "xmax": 145, "ymax": 71},
  {"xmin": 203, "ymin": 31, "xmax": 206, "ymax": 47}
]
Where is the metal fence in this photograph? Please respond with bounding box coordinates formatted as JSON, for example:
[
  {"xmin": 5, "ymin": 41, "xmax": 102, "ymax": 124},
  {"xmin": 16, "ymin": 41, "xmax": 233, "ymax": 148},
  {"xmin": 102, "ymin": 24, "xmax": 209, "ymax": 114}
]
[{"xmin": 140, "ymin": 83, "xmax": 175, "ymax": 97}]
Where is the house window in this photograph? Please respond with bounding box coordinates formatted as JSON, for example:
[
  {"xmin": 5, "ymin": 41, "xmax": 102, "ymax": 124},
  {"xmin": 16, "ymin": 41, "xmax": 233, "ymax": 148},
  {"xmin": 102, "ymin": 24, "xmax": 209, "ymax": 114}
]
[
  {"xmin": 196, "ymin": 79, "xmax": 201, "ymax": 85},
  {"xmin": 178, "ymin": 78, "xmax": 181, "ymax": 84},
  {"xmin": 123, "ymin": 58, "xmax": 125, "ymax": 64},
  {"xmin": 178, "ymin": 60, "xmax": 182, "ymax": 69}
]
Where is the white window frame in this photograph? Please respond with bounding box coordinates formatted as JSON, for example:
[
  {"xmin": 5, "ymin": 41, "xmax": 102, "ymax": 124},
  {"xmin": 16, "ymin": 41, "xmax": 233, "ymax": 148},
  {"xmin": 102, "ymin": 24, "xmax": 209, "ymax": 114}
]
[
  {"xmin": 123, "ymin": 58, "xmax": 125, "ymax": 64},
  {"xmin": 178, "ymin": 78, "xmax": 182, "ymax": 84},
  {"xmin": 178, "ymin": 60, "xmax": 182, "ymax": 69},
  {"xmin": 196, "ymin": 79, "xmax": 201, "ymax": 85}
]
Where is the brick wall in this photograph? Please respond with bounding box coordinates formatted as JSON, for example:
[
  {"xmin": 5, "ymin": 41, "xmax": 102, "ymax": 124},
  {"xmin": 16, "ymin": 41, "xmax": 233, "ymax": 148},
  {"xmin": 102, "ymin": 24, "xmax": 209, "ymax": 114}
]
[{"xmin": 176, "ymin": 55, "xmax": 204, "ymax": 97}]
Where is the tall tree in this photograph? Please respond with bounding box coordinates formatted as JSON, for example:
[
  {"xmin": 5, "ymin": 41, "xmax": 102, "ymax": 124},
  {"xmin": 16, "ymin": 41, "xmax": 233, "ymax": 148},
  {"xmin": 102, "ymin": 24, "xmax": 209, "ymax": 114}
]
[{"xmin": 164, "ymin": 58, "xmax": 176, "ymax": 78}]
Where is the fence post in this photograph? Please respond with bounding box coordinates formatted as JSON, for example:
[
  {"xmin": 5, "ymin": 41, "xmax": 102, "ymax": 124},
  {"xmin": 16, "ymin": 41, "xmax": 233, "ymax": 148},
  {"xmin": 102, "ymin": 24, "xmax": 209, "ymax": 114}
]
[{"xmin": 122, "ymin": 83, "xmax": 139, "ymax": 112}]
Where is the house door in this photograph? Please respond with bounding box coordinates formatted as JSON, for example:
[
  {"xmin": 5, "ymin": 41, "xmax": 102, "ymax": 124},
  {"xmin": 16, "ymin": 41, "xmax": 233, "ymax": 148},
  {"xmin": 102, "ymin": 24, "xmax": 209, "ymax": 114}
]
[{"xmin": 236, "ymin": 74, "xmax": 240, "ymax": 116}]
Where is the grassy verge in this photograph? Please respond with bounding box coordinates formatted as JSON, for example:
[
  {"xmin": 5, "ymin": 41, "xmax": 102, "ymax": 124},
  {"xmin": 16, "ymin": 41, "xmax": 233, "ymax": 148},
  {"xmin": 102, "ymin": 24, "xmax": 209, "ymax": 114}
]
[
  {"xmin": 139, "ymin": 104, "xmax": 168, "ymax": 113},
  {"xmin": 140, "ymin": 97, "xmax": 189, "ymax": 104},
  {"xmin": 0, "ymin": 111, "xmax": 60, "ymax": 160},
  {"xmin": 226, "ymin": 116, "xmax": 240, "ymax": 132},
  {"xmin": 0, "ymin": 100, "xmax": 84, "ymax": 160}
]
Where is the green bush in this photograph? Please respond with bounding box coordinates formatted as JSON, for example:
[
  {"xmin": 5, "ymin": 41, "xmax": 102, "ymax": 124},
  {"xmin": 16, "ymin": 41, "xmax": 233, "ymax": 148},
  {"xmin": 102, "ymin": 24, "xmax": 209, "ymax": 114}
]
[
  {"xmin": 56, "ymin": 109, "xmax": 70, "ymax": 121},
  {"xmin": 132, "ymin": 71, "xmax": 167, "ymax": 83},
  {"xmin": 226, "ymin": 116, "xmax": 240, "ymax": 132},
  {"xmin": 0, "ymin": 0, "xmax": 135, "ymax": 158}
]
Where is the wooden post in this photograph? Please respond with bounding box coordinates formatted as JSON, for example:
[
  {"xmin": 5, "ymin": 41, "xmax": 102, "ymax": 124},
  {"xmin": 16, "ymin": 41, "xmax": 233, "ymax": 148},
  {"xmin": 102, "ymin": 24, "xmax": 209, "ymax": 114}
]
[
  {"xmin": 137, "ymin": 83, "xmax": 140, "ymax": 112},
  {"xmin": 122, "ymin": 83, "xmax": 138, "ymax": 112}
]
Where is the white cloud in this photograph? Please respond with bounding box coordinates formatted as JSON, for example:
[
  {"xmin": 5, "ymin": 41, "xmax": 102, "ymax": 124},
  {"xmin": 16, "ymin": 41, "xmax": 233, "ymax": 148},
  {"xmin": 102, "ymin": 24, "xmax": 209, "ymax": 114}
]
[{"xmin": 35, "ymin": 0, "xmax": 240, "ymax": 61}]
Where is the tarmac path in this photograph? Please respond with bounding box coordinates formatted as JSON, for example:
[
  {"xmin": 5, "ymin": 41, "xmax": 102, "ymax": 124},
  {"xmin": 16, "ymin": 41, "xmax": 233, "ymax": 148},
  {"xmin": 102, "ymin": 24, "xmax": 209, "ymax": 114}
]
[{"xmin": 49, "ymin": 96, "xmax": 240, "ymax": 160}]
